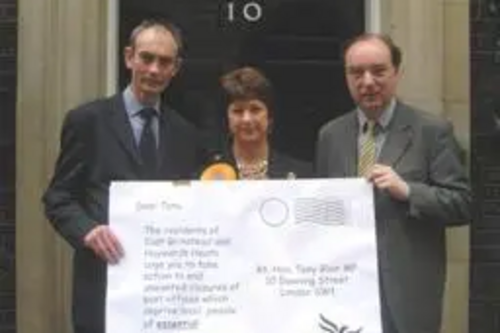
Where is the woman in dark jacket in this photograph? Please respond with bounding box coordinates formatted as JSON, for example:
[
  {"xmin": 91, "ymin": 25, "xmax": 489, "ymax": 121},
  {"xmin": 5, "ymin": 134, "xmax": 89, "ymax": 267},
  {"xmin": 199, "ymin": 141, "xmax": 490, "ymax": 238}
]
[{"xmin": 204, "ymin": 66, "xmax": 311, "ymax": 180}]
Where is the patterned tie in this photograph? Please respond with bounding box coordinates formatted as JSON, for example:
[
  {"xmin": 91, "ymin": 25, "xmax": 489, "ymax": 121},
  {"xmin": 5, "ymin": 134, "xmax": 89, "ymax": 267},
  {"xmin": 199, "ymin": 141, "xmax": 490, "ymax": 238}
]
[
  {"xmin": 139, "ymin": 108, "xmax": 158, "ymax": 179},
  {"xmin": 358, "ymin": 120, "xmax": 377, "ymax": 177}
]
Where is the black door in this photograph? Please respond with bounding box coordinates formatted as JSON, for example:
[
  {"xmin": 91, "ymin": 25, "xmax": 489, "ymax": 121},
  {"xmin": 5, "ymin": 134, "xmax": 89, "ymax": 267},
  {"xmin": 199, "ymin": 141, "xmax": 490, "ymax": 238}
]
[{"xmin": 119, "ymin": 0, "xmax": 364, "ymax": 162}]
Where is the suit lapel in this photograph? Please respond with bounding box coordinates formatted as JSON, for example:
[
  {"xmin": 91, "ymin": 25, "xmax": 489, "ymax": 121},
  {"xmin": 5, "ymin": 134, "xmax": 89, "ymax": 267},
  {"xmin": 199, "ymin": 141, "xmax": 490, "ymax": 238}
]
[
  {"xmin": 267, "ymin": 150, "xmax": 281, "ymax": 179},
  {"xmin": 106, "ymin": 94, "xmax": 141, "ymax": 165},
  {"xmin": 343, "ymin": 113, "xmax": 358, "ymax": 177},
  {"xmin": 378, "ymin": 102, "xmax": 414, "ymax": 167},
  {"xmin": 158, "ymin": 109, "xmax": 168, "ymax": 171},
  {"xmin": 158, "ymin": 106, "xmax": 175, "ymax": 175}
]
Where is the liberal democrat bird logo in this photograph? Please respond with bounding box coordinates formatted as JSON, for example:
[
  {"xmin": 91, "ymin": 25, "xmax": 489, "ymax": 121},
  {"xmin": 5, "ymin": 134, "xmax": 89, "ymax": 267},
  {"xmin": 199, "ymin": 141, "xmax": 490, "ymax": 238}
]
[{"xmin": 318, "ymin": 314, "xmax": 363, "ymax": 333}]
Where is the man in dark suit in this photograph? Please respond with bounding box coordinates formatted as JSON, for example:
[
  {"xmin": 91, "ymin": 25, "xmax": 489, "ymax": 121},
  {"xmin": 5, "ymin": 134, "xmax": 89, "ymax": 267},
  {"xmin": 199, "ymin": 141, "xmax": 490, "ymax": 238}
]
[
  {"xmin": 315, "ymin": 33, "xmax": 470, "ymax": 333},
  {"xmin": 43, "ymin": 19, "xmax": 202, "ymax": 333}
]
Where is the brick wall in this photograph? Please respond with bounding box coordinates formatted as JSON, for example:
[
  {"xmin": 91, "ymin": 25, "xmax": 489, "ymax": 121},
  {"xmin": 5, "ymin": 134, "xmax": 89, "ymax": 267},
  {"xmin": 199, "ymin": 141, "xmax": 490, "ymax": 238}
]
[{"xmin": 470, "ymin": 0, "xmax": 500, "ymax": 331}]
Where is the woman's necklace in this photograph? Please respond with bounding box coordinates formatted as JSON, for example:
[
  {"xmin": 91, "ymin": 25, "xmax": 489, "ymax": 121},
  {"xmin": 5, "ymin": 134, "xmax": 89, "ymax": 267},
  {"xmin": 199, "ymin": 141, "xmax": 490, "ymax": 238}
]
[{"xmin": 236, "ymin": 158, "xmax": 268, "ymax": 180}]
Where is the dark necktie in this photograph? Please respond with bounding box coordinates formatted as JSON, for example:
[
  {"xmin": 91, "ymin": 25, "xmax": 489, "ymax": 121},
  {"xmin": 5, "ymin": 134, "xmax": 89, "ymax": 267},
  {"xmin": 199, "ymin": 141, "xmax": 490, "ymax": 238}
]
[{"xmin": 139, "ymin": 108, "xmax": 158, "ymax": 179}]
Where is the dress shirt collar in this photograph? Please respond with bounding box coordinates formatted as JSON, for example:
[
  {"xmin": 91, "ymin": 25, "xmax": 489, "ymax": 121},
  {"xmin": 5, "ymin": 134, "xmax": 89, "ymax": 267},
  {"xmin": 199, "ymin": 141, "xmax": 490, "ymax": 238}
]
[
  {"xmin": 123, "ymin": 85, "xmax": 161, "ymax": 118},
  {"xmin": 356, "ymin": 97, "xmax": 396, "ymax": 132}
]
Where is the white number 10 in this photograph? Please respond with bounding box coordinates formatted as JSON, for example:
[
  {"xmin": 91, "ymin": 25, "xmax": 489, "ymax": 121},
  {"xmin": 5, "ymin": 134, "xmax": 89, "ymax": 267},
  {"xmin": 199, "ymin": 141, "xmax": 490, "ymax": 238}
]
[{"xmin": 227, "ymin": 2, "xmax": 263, "ymax": 22}]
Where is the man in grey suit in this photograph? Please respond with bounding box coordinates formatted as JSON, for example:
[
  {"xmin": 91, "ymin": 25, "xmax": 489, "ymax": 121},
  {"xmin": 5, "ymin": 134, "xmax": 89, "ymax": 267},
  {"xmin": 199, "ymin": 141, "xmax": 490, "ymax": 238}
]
[{"xmin": 315, "ymin": 33, "xmax": 470, "ymax": 333}]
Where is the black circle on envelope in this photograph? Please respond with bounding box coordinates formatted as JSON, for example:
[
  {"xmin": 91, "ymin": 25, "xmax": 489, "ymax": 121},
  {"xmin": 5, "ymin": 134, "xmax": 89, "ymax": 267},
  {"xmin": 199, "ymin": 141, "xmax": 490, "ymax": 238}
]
[{"xmin": 259, "ymin": 198, "xmax": 289, "ymax": 227}]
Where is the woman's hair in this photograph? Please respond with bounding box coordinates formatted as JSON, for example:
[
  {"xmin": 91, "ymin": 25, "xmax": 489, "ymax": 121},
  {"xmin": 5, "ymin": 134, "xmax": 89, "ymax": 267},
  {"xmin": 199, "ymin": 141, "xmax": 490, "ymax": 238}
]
[{"xmin": 220, "ymin": 66, "xmax": 275, "ymax": 118}]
